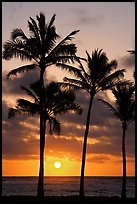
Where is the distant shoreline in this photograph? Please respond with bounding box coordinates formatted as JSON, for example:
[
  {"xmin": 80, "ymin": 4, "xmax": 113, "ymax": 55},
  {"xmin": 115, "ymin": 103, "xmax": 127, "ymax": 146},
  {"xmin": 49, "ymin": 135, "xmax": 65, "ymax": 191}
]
[{"xmin": 1, "ymin": 196, "xmax": 136, "ymax": 204}]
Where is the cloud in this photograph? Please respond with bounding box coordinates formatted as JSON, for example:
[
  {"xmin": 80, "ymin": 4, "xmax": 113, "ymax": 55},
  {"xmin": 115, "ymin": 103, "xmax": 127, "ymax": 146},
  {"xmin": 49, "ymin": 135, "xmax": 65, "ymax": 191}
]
[
  {"xmin": 2, "ymin": 66, "xmax": 59, "ymax": 97},
  {"xmin": 86, "ymin": 155, "xmax": 111, "ymax": 163},
  {"xmin": 2, "ymin": 100, "xmax": 39, "ymax": 160},
  {"xmin": 119, "ymin": 53, "xmax": 135, "ymax": 68},
  {"xmin": 2, "ymin": 84, "xmax": 135, "ymax": 161},
  {"xmin": 2, "ymin": 68, "xmax": 40, "ymax": 95}
]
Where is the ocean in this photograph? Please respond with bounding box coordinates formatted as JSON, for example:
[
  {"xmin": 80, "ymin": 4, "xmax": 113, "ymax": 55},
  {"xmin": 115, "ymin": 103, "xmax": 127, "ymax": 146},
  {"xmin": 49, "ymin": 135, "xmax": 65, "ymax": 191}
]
[{"xmin": 2, "ymin": 176, "xmax": 135, "ymax": 197}]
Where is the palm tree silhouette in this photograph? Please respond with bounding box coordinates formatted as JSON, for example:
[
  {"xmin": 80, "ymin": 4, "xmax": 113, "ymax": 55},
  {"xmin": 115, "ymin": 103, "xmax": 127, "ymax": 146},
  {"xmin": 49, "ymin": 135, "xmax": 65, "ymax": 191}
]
[
  {"xmin": 8, "ymin": 80, "xmax": 82, "ymax": 195},
  {"xmin": 57, "ymin": 48, "xmax": 125, "ymax": 196},
  {"xmin": 3, "ymin": 12, "xmax": 79, "ymax": 197},
  {"xmin": 98, "ymin": 81, "xmax": 135, "ymax": 198}
]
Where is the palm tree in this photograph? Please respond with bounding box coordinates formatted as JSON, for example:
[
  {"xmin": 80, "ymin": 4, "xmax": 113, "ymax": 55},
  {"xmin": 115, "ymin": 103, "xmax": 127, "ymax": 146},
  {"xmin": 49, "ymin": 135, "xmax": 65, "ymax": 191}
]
[
  {"xmin": 98, "ymin": 81, "xmax": 135, "ymax": 198},
  {"xmin": 3, "ymin": 12, "xmax": 79, "ymax": 196},
  {"xmin": 56, "ymin": 48, "xmax": 125, "ymax": 196},
  {"xmin": 8, "ymin": 80, "xmax": 82, "ymax": 195}
]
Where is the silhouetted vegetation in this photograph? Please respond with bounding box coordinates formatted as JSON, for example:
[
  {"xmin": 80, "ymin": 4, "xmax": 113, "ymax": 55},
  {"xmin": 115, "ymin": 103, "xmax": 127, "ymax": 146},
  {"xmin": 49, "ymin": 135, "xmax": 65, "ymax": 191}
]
[
  {"xmin": 8, "ymin": 81, "xmax": 82, "ymax": 186},
  {"xmin": 2, "ymin": 12, "xmax": 80, "ymax": 197},
  {"xmin": 58, "ymin": 48, "xmax": 125, "ymax": 196},
  {"xmin": 2, "ymin": 11, "xmax": 135, "ymax": 199},
  {"xmin": 98, "ymin": 81, "xmax": 135, "ymax": 198}
]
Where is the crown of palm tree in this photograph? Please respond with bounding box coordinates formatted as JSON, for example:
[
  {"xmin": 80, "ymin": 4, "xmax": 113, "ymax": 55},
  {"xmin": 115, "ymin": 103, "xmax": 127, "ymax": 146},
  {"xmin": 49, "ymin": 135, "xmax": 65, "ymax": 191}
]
[
  {"xmin": 8, "ymin": 81, "xmax": 82, "ymax": 134},
  {"xmin": 3, "ymin": 12, "xmax": 79, "ymax": 78},
  {"xmin": 98, "ymin": 81, "xmax": 135, "ymax": 128},
  {"xmin": 57, "ymin": 48, "xmax": 125, "ymax": 95}
]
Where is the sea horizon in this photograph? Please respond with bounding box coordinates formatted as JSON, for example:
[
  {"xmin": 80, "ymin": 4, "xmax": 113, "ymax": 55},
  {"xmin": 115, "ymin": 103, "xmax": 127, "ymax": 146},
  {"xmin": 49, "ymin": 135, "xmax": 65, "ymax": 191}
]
[
  {"xmin": 2, "ymin": 175, "xmax": 135, "ymax": 177},
  {"xmin": 2, "ymin": 176, "xmax": 135, "ymax": 197}
]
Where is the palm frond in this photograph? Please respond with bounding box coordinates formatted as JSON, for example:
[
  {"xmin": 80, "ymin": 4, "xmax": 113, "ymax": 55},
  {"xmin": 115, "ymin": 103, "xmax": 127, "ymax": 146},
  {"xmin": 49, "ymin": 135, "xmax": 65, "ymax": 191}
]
[
  {"xmin": 63, "ymin": 77, "xmax": 90, "ymax": 92},
  {"xmin": 21, "ymin": 86, "xmax": 39, "ymax": 103},
  {"xmin": 56, "ymin": 81, "xmax": 81, "ymax": 91},
  {"xmin": 44, "ymin": 25, "xmax": 59, "ymax": 53},
  {"xmin": 48, "ymin": 117, "xmax": 61, "ymax": 135},
  {"xmin": 38, "ymin": 13, "xmax": 60, "ymax": 53},
  {"xmin": 46, "ymin": 30, "xmax": 79, "ymax": 62},
  {"xmin": 98, "ymin": 69, "xmax": 125, "ymax": 91},
  {"xmin": 50, "ymin": 91, "xmax": 83, "ymax": 116},
  {"xmin": 48, "ymin": 14, "xmax": 56, "ymax": 28},
  {"xmin": 98, "ymin": 99, "xmax": 120, "ymax": 118},
  {"xmin": 17, "ymin": 98, "xmax": 40, "ymax": 115},
  {"xmin": 29, "ymin": 17, "xmax": 41, "ymax": 44},
  {"xmin": 11, "ymin": 28, "xmax": 28, "ymax": 41},
  {"xmin": 28, "ymin": 15, "xmax": 41, "ymax": 42},
  {"xmin": 46, "ymin": 44, "xmax": 78, "ymax": 64},
  {"xmin": 8, "ymin": 108, "xmax": 23, "ymax": 119},
  {"xmin": 59, "ymin": 103, "xmax": 83, "ymax": 115},
  {"xmin": 3, "ymin": 40, "xmax": 33, "ymax": 61},
  {"xmin": 56, "ymin": 63, "xmax": 84, "ymax": 79},
  {"xmin": 53, "ymin": 54, "xmax": 78, "ymax": 64},
  {"xmin": 6, "ymin": 64, "xmax": 37, "ymax": 78},
  {"xmin": 96, "ymin": 59, "xmax": 118, "ymax": 81}
]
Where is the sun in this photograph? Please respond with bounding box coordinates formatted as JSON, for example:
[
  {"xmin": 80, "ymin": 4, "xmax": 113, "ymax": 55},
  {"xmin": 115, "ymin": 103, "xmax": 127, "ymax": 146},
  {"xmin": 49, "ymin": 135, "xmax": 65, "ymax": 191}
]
[{"xmin": 54, "ymin": 161, "xmax": 62, "ymax": 169}]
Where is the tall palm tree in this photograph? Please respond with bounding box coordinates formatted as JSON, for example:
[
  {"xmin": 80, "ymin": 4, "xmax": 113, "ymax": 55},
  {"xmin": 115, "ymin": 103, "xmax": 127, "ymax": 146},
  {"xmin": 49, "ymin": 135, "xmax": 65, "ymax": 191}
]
[
  {"xmin": 3, "ymin": 12, "xmax": 79, "ymax": 196},
  {"xmin": 98, "ymin": 81, "xmax": 135, "ymax": 198},
  {"xmin": 56, "ymin": 48, "xmax": 125, "ymax": 196},
  {"xmin": 8, "ymin": 80, "xmax": 82, "ymax": 195}
]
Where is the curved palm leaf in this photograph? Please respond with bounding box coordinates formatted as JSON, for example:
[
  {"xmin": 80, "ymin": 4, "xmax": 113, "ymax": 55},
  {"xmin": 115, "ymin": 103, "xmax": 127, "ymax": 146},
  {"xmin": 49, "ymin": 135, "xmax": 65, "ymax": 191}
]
[
  {"xmin": 99, "ymin": 81, "xmax": 135, "ymax": 126},
  {"xmin": 17, "ymin": 99, "xmax": 40, "ymax": 115},
  {"xmin": 11, "ymin": 28, "xmax": 28, "ymax": 41},
  {"xmin": 48, "ymin": 117, "xmax": 61, "ymax": 135},
  {"xmin": 8, "ymin": 108, "xmax": 24, "ymax": 119},
  {"xmin": 98, "ymin": 99, "xmax": 120, "ymax": 118},
  {"xmin": 64, "ymin": 77, "xmax": 91, "ymax": 92},
  {"xmin": 3, "ymin": 40, "xmax": 33, "ymax": 61},
  {"xmin": 21, "ymin": 86, "xmax": 39, "ymax": 103},
  {"xmin": 46, "ymin": 30, "xmax": 79, "ymax": 64},
  {"xmin": 98, "ymin": 69, "xmax": 125, "ymax": 92},
  {"xmin": 6, "ymin": 64, "xmax": 38, "ymax": 78}
]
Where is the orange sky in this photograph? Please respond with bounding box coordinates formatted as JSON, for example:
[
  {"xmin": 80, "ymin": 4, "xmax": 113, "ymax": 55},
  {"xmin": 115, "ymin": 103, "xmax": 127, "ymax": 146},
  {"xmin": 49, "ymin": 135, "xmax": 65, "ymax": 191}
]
[
  {"xmin": 2, "ymin": 2, "xmax": 135, "ymax": 177},
  {"xmin": 2, "ymin": 155, "xmax": 135, "ymax": 176}
]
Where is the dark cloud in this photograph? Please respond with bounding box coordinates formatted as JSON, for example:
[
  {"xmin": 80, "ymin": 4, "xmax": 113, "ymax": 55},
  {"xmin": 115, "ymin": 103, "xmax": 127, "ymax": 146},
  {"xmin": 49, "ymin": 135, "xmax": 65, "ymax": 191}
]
[
  {"xmin": 119, "ymin": 53, "xmax": 135, "ymax": 68},
  {"xmin": 2, "ymin": 67, "xmax": 58, "ymax": 98},
  {"xmin": 2, "ymin": 83, "xmax": 135, "ymax": 161},
  {"xmin": 46, "ymin": 135, "xmax": 82, "ymax": 154},
  {"xmin": 60, "ymin": 90, "xmax": 133, "ymax": 141},
  {"xmin": 2, "ymin": 100, "xmax": 39, "ymax": 160},
  {"xmin": 2, "ymin": 68, "xmax": 40, "ymax": 95}
]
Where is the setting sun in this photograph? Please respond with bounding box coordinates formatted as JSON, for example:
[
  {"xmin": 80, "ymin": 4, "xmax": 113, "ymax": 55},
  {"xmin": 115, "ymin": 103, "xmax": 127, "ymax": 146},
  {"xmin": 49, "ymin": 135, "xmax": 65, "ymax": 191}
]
[{"xmin": 54, "ymin": 161, "xmax": 62, "ymax": 169}]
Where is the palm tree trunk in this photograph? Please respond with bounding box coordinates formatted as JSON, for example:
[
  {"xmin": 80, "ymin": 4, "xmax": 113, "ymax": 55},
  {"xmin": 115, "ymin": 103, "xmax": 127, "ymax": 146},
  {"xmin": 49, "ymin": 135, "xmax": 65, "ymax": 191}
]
[
  {"xmin": 121, "ymin": 125, "xmax": 127, "ymax": 198},
  {"xmin": 79, "ymin": 95, "xmax": 94, "ymax": 196},
  {"xmin": 37, "ymin": 122, "xmax": 45, "ymax": 197},
  {"xmin": 37, "ymin": 68, "xmax": 45, "ymax": 197}
]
